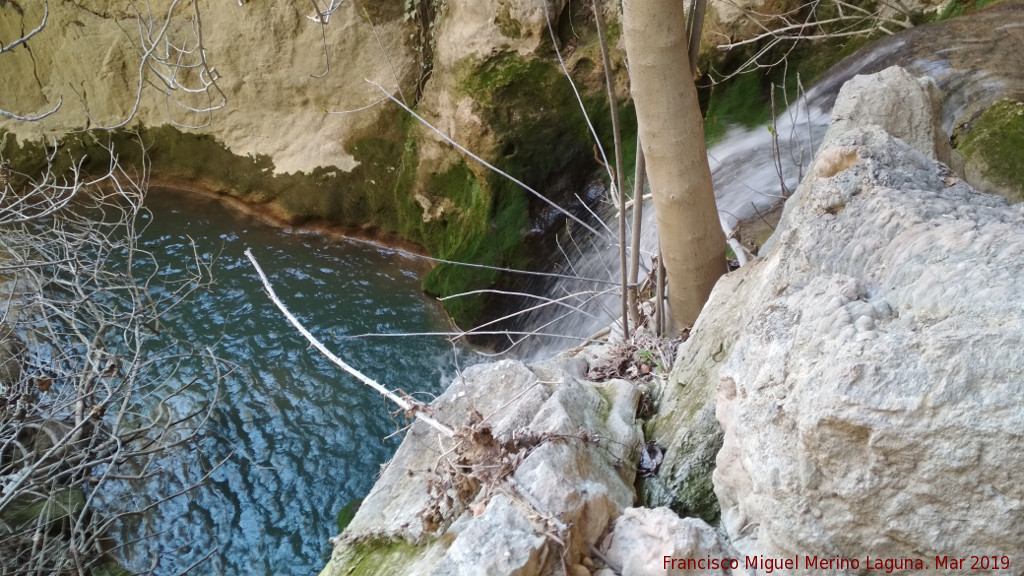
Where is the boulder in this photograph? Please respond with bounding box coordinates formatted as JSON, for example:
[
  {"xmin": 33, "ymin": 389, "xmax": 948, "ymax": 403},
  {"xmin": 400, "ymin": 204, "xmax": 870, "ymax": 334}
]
[
  {"xmin": 707, "ymin": 69, "xmax": 1024, "ymax": 569},
  {"xmin": 320, "ymin": 358, "xmax": 643, "ymax": 576},
  {"xmin": 768, "ymin": 64, "xmax": 963, "ymax": 251},
  {"xmin": 598, "ymin": 507, "xmax": 748, "ymax": 576},
  {"xmin": 822, "ymin": 66, "xmax": 959, "ymax": 169}
]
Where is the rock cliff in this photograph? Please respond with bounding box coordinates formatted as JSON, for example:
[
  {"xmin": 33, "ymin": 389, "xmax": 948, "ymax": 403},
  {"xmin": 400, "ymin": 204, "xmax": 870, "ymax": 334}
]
[{"xmin": 0, "ymin": 1, "xmax": 415, "ymax": 175}]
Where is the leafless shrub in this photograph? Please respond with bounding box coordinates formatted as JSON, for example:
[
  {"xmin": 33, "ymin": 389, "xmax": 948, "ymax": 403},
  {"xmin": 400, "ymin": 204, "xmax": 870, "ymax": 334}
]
[{"xmin": 0, "ymin": 141, "xmax": 228, "ymax": 575}]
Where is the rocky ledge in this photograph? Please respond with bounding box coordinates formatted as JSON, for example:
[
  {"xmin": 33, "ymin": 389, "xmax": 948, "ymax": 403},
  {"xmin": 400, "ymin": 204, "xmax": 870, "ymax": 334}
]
[{"xmin": 322, "ymin": 66, "xmax": 1024, "ymax": 576}]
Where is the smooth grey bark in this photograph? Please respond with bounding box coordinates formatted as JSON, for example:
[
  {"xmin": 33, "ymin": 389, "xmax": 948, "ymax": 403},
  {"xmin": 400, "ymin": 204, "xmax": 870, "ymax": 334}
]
[{"xmin": 622, "ymin": 0, "xmax": 727, "ymax": 328}]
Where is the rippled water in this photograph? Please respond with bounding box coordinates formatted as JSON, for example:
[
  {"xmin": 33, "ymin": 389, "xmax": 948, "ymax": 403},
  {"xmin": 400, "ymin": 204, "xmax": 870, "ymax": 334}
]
[{"xmin": 113, "ymin": 189, "xmax": 469, "ymax": 575}]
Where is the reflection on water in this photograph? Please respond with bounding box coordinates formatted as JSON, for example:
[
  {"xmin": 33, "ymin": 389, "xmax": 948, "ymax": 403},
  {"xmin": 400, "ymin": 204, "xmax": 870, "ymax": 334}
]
[{"xmin": 114, "ymin": 189, "xmax": 469, "ymax": 575}]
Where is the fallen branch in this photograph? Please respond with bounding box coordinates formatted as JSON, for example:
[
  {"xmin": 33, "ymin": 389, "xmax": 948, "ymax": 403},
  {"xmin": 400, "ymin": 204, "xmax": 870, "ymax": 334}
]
[{"xmin": 244, "ymin": 248, "xmax": 455, "ymax": 437}]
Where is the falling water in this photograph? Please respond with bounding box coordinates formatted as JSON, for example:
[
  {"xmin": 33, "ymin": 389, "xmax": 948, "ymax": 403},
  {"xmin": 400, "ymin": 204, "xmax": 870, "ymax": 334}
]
[{"xmin": 516, "ymin": 4, "xmax": 1024, "ymax": 359}]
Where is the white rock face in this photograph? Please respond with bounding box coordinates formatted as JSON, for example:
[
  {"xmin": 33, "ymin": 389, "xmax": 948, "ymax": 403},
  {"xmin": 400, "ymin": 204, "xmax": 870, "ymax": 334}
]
[
  {"xmin": 711, "ymin": 69, "xmax": 1024, "ymax": 570},
  {"xmin": 599, "ymin": 507, "xmax": 749, "ymax": 576},
  {"xmin": 320, "ymin": 358, "xmax": 643, "ymax": 576}
]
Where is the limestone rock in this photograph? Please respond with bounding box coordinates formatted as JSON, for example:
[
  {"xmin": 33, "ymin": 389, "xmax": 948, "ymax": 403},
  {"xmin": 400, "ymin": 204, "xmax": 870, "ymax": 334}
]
[
  {"xmin": 767, "ymin": 65, "xmax": 964, "ymax": 253},
  {"xmin": 714, "ymin": 122, "xmax": 1024, "ymax": 571},
  {"xmin": 649, "ymin": 66, "xmax": 1024, "ymax": 573},
  {"xmin": 320, "ymin": 358, "xmax": 643, "ymax": 576},
  {"xmin": 704, "ymin": 69, "xmax": 1024, "ymax": 569},
  {"xmin": 435, "ymin": 0, "xmax": 568, "ymax": 69},
  {"xmin": 600, "ymin": 507, "xmax": 748, "ymax": 576},
  {"xmin": 821, "ymin": 65, "xmax": 960, "ymax": 171}
]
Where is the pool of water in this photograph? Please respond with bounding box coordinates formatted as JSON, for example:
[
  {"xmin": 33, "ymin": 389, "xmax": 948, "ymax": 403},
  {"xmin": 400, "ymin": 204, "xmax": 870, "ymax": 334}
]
[{"xmin": 113, "ymin": 188, "xmax": 471, "ymax": 575}]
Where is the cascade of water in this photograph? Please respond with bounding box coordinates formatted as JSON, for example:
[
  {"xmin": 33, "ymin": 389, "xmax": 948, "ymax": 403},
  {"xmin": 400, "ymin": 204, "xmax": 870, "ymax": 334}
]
[{"xmin": 515, "ymin": 4, "xmax": 1024, "ymax": 360}]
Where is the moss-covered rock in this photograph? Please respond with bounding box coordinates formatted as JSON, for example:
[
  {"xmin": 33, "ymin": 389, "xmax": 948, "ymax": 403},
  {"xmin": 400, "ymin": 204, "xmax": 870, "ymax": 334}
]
[
  {"xmin": 413, "ymin": 39, "xmax": 632, "ymax": 326},
  {"xmin": 1, "ymin": 118, "xmax": 419, "ymax": 234},
  {"xmin": 320, "ymin": 537, "xmax": 437, "ymax": 576},
  {"xmin": 952, "ymin": 98, "xmax": 1024, "ymax": 202},
  {"xmin": 0, "ymin": 487, "xmax": 85, "ymax": 532},
  {"xmin": 640, "ymin": 329, "xmax": 730, "ymax": 526}
]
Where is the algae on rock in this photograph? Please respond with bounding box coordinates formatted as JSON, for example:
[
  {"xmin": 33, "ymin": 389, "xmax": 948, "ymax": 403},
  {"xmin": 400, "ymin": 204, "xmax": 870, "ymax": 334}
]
[{"xmin": 953, "ymin": 98, "xmax": 1024, "ymax": 203}]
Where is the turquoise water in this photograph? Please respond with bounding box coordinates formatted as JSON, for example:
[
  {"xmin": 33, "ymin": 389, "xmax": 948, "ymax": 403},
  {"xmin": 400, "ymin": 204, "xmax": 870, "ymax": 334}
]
[{"xmin": 117, "ymin": 189, "xmax": 470, "ymax": 575}]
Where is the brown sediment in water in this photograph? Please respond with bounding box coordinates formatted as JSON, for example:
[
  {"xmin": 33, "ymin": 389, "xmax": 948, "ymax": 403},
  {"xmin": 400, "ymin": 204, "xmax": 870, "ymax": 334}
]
[{"xmin": 147, "ymin": 177, "xmax": 436, "ymax": 269}]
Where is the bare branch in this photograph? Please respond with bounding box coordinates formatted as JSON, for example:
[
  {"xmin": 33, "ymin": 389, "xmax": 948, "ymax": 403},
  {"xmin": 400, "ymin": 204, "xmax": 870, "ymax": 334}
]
[
  {"xmin": 0, "ymin": 139, "xmax": 226, "ymax": 574},
  {"xmin": 244, "ymin": 248, "xmax": 455, "ymax": 437},
  {"xmin": 85, "ymin": 0, "xmax": 227, "ymax": 130}
]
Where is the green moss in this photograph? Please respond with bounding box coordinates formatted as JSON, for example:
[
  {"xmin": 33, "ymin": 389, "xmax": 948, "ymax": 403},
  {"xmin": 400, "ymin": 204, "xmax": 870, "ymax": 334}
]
[
  {"xmin": 420, "ymin": 160, "xmax": 529, "ymax": 326},
  {"xmin": 953, "ymin": 98, "xmax": 1024, "ymax": 202},
  {"xmin": 418, "ymin": 52, "xmax": 625, "ymax": 327},
  {"xmin": 336, "ymin": 498, "xmax": 363, "ymax": 533},
  {"xmin": 636, "ymin": 431, "xmax": 723, "ymax": 525},
  {"xmin": 323, "ymin": 537, "xmax": 427, "ymax": 576},
  {"xmin": 703, "ymin": 72, "xmax": 772, "ymax": 144},
  {"xmin": 462, "ymin": 53, "xmax": 632, "ymax": 194},
  {"xmin": 591, "ymin": 381, "xmax": 618, "ymax": 422},
  {"xmin": 936, "ymin": 0, "xmax": 1006, "ymax": 20},
  {"xmin": 603, "ymin": 15, "xmax": 622, "ymax": 47},
  {"xmin": 495, "ymin": 4, "xmax": 522, "ymax": 38},
  {"xmin": 0, "ymin": 487, "xmax": 85, "ymax": 530},
  {"xmin": 668, "ymin": 448, "xmax": 722, "ymax": 523}
]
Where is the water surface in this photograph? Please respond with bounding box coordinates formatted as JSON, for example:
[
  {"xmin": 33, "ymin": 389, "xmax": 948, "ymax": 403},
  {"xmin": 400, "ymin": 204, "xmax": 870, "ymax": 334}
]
[{"xmin": 116, "ymin": 189, "xmax": 469, "ymax": 575}]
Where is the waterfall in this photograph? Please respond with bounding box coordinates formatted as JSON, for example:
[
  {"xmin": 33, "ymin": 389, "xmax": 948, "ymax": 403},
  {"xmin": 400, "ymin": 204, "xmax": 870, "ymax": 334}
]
[{"xmin": 515, "ymin": 4, "xmax": 1024, "ymax": 360}]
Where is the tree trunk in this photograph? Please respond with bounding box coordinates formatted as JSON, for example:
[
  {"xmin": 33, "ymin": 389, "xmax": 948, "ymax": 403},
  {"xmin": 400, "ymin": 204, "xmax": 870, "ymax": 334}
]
[{"xmin": 621, "ymin": 0, "xmax": 727, "ymax": 328}]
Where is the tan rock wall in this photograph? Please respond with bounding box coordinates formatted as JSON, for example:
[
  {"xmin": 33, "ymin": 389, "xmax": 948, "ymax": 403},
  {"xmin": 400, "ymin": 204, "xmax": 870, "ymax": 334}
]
[{"xmin": 0, "ymin": 0, "xmax": 416, "ymax": 174}]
